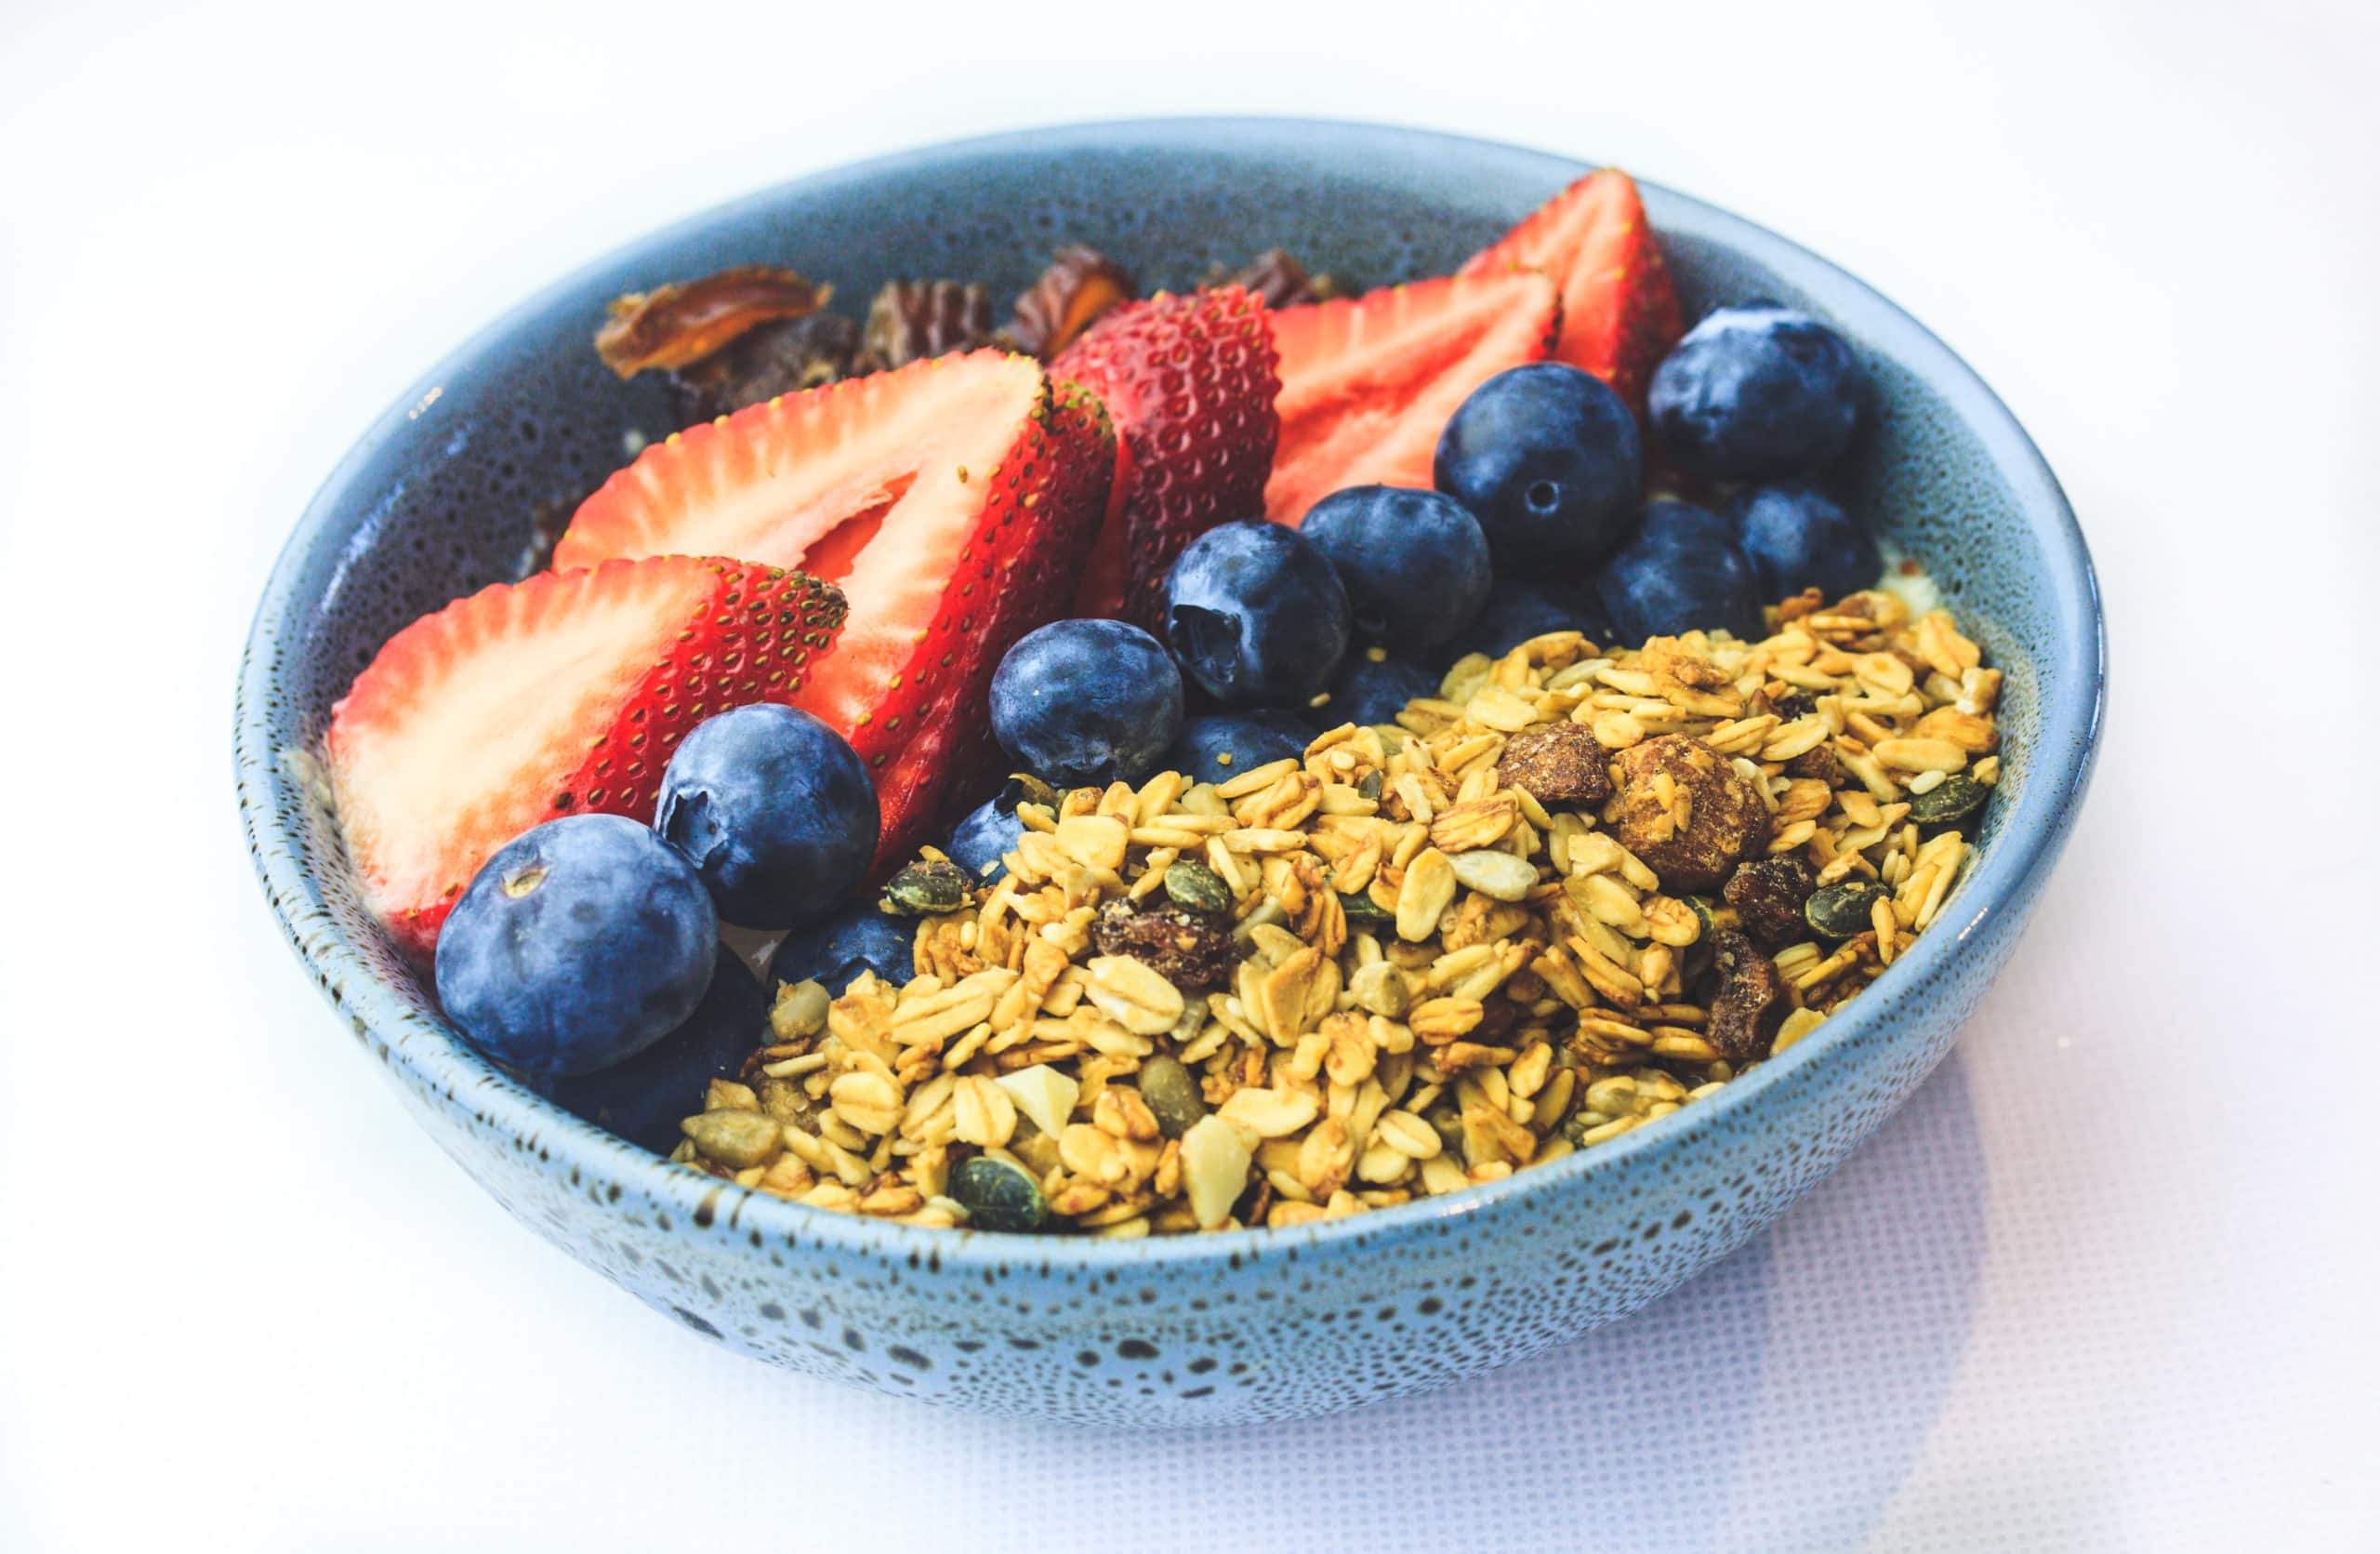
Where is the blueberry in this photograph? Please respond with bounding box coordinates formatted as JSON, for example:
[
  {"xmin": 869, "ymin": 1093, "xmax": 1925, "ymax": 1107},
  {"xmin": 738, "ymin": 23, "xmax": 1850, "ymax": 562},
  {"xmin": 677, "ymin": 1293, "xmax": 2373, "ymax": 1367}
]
[
  {"xmin": 1647, "ymin": 301, "xmax": 1870, "ymax": 481},
  {"xmin": 536, "ymin": 946, "xmax": 767, "ymax": 1153},
  {"xmin": 1445, "ymin": 578, "xmax": 1620, "ymax": 661},
  {"xmin": 1163, "ymin": 520, "xmax": 1351, "ymax": 706},
  {"xmin": 768, "ymin": 898, "xmax": 915, "ymax": 992},
  {"xmin": 435, "ymin": 814, "xmax": 717, "ymax": 1077},
  {"xmin": 1170, "ymin": 711, "xmax": 1311, "ymax": 787},
  {"xmin": 990, "ymin": 618, "xmax": 1183, "ymax": 788},
  {"xmin": 946, "ymin": 792, "xmax": 1025, "ymax": 883},
  {"xmin": 1593, "ymin": 500, "xmax": 1766, "ymax": 644},
  {"xmin": 654, "ymin": 704, "xmax": 879, "ymax": 930},
  {"xmin": 1300, "ymin": 486, "xmax": 1492, "ymax": 650},
  {"xmin": 1726, "ymin": 481, "xmax": 1882, "ymax": 602},
  {"xmin": 1319, "ymin": 652, "xmax": 1438, "ymax": 728},
  {"xmin": 1435, "ymin": 363, "xmax": 1645, "ymax": 564}
]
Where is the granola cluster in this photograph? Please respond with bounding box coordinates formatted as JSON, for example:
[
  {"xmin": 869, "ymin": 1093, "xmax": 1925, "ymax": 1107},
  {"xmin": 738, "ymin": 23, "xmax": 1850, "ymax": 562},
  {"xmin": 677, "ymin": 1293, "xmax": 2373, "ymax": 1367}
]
[{"xmin": 671, "ymin": 586, "xmax": 2003, "ymax": 1236}]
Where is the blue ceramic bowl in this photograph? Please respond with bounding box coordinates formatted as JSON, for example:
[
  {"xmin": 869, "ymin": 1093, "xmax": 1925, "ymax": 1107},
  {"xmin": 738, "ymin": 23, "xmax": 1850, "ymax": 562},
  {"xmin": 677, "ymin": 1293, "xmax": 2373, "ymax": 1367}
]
[{"xmin": 236, "ymin": 119, "xmax": 2103, "ymax": 1426}]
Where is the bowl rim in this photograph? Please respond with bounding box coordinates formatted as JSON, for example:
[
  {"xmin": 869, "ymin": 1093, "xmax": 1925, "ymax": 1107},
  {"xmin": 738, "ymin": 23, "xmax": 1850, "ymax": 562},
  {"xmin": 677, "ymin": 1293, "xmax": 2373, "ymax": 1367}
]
[{"xmin": 237, "ymin": 115, "xmax": 2106, "ymax": 1272}]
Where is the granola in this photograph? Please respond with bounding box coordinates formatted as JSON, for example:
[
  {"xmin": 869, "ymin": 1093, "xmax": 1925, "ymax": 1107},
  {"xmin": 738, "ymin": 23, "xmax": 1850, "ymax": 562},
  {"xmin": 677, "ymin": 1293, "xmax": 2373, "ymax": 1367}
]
[{"xmin": 673, "ymin": 586, "xmax": 2002, "ymax": 1235}]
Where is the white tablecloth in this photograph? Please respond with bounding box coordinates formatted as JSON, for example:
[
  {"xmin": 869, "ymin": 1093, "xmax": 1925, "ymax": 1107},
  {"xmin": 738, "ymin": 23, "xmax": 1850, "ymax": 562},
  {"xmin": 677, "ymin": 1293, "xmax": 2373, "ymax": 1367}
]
[{"xmin": 6, "ymin": 3, "xmax": 2374, "ymax": 1547}]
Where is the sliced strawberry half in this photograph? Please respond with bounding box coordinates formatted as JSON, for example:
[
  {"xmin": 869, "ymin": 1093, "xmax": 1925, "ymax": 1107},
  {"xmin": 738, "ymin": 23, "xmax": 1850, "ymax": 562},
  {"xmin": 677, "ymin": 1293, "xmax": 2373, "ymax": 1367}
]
[
  {"xmin": 1459, "ymin": 167, "xmax": 1684, "ymax": 416},
  {"xmin": 327, "ymin": 556, "xmax": 846, "ymax": 960},
  {"xmin": 1052, "ymin": 285, "xmax": 1279, "ymax": 628},
  {"xmin": 556, "ymin": 350, "xmax": 1115, "ymax": 868},
  {"xmin": 1262, "ymin": 271, "xmax": 1559, "ymax": 527}
]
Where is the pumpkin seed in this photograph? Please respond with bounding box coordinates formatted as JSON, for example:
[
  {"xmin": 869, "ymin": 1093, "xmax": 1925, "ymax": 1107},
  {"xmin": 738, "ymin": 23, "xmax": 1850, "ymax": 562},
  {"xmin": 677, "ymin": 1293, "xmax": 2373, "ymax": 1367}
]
[
  {"xmin": 1805, "ymin": 880, "xmax": 1892, "ymax": 939},
  {"xmin": 1908, "ymin": 772, "xmax": 1989, "ymax": 829},
  {"xmin": 1163, "ymin": 858, "xmax": 1234, "ymax": 915},
  {"xmin": 882, "ymin": 858, "xmax": 971, "ymax": 916},
  {"xmin": 1338, "ymin": 889, "xmax": 1395, "ymax": 926},
  {"xmin": 947, "ymin": 1154, "xmax": 1049, "ymax": 1232},
  {"xmin": 1136, "ymin": 1056, "xmax": 1207, "ymax": 1139}
]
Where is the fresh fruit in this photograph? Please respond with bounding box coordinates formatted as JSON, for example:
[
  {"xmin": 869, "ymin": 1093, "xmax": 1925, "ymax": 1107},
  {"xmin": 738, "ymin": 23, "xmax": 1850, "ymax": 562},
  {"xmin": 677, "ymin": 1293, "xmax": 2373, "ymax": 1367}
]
[
  {"xmin": 1163, "ymin": 520, "xmax": 1351, "ymax": 706},
  {"xmin": 327, "ymin": 555, "xmax": 845, "ymax": 959},
  {"xmin": 1300, "ymin": 485, "xmax": 1492, "ymax": 650},
  {"xmin": 433, "ymin": 814, "xmax": 718, "ymax": 1076},
  {"xmin": 989, "ymin": 618, "xmax": 1183, "ymax": 789},
  {"xmin": 1319, "ymin": 651, "xmax": 1437, "ymax": 728},
  {"xmin": 1593, "ymin": 500, "xmax": 1765, "ymax": 643},
  {"xmin": 1459, "ymin": 167, "xmax": 1685, "ymax": 413},
  {"xmin": 1051, "ymin": 286, "xmax": 1281, "ymax": 627},
  {"xmin": 1435, "ymin": 363, "xmax": 1644, "ymax": 565},
  {"xmin": 1647, "ymin": 301, "xmax": 1870, "ymax": 480},
  {"xmin": 1447, "ymin": 577, "xmax": 1619, "ymax": 661},
  {"xmin": 536, "ymin": 946, "xmax": 768, "ymax": 1153},
  {"xmin": 1726, "ymin": 482, "xmax": 1882, "ymax": 602},
  {"xmin": 1263, "ymin": 271, "xmax": 1560, "ymax": 525},
  {"xmin": 654, "ymin": 704, "xmax": 879, "ymax": 929},
  {"xmin": 1170, "ymin": 711, "xmax": 1312, "ymax": 787},
  {"xmin": 555, "ymin": 351, "xmax": 1115, "ymax": 871},
  {"xmin": 945, "ymin": 781, "xmax": 1034, "ymax": 882},
  {"xmin": 768, "ymin": 899, "xmax": 917, "ymax": 991}
]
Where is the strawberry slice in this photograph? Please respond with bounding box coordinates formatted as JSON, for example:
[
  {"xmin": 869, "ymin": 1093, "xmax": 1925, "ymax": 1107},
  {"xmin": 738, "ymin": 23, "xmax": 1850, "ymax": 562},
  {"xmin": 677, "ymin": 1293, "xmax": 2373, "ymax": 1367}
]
[
  {"xmin": 327, "ymin": 556, "xmax": 846, "ymax": 959},
  {"xmin": 1052, "ymin": 285, "xmax": 1279, "ymax": 627},
  {"xmin": 556, "ymin": 350, "xmax": 1114, "ymax": 868},
  {"xmin": 1262, "ymin": 271, "xmax": 1559, "ymax": 527},
  {"xmin": 1459, "ymin": 167, "xmax": 1684, "ymax": 415}
]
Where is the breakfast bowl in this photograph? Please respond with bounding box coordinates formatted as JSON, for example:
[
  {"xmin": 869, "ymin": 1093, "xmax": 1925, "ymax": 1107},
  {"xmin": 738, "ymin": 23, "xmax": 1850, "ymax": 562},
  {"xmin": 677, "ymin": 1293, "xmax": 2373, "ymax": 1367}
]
[{"xmin": 235, "ymin": 118, "xmax": 2103, "ymax": 1426}]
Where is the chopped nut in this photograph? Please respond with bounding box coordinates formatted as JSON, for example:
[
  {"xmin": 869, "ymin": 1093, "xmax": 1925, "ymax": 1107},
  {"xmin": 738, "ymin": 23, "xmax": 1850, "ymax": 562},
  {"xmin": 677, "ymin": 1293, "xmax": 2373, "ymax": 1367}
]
[
  {"xmin": 1008, "ymin": 245, "xmax": 1135, "ymax": 357},
  {"xmin": 680, "ymin": 1109, "xmax": 783, "ymax": 1169},
  {"xmin": 859, "ymin": 278, "xmax": 993, "ymax": 370},
  {"xmin": 994, "ymin": 1064, "xmax": 1080, "ymax": 1139},
  {"xmin": 596, "ymin": 265, "xmax": 829, "ymax": 376},
  {"xmin": 1180, "ymin": 1114, "xmax": 1255, "ymax": 1229}
]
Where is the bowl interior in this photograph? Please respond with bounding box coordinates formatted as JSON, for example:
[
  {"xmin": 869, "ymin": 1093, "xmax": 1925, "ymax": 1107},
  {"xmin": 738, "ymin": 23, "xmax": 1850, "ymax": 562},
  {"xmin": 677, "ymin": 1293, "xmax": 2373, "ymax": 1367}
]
[{"xmin": 239, "ymin": 118, "xmax": 2101, "ymax": 1259}]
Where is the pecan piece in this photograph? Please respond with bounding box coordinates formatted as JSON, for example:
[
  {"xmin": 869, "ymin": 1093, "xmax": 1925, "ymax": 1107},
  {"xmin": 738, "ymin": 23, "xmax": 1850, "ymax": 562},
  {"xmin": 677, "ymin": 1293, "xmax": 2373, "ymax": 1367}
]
[
  {"xmin": 595, "ymin": 265, "xmax": 830, "ymax": 377},
  {"xmin": 668, "ymin": 312, "xmax": 861, "ymax": 422},
  {"xmin": 1215, "ymin": 247, "xmax": 1344, "ymax": 309},
  {"xmin": 1008, "ymin": 245, "xmax": 1134, "ymax": 358},
  {"xmin": 1722, "ymin": 857, "xmax": 1817, "ymax": 948},
  {"xmin": 1610, "ymin": 735, "xmax": 1773, "ymax": 892},
  {"xmin": 1495, "ymin": 723, "xmax": 1615, "ymax": 808},
  {"xmin": 1707, "ymin": 930, "xmax": 1790, "ymax": 1064},
  {"xmin": 859, "ymin": 279, "xmax": 995, "ymax": 370}
]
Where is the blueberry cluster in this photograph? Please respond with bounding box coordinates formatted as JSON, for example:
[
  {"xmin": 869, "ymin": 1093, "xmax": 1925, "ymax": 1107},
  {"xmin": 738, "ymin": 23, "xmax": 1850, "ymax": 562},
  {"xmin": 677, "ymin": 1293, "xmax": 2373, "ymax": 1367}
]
[{"xmin": 435, "ymin": 703, "xmax": 882, "ymax": 1146}]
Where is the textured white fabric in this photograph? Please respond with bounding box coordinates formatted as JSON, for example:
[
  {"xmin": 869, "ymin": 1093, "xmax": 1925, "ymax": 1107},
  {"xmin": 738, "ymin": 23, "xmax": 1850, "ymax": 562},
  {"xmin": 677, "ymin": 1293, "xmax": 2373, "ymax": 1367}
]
[{"xmin": 5, "ymin": 3, "xmax": 2375, "ymax": 1548}]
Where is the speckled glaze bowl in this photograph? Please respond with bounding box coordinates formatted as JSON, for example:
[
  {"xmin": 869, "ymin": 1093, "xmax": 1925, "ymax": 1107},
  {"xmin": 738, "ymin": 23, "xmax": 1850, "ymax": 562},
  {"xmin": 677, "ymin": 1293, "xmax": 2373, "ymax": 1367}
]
[{"xmin": 237, "ymin": 119, "xmax": 2103, "ymax": 1426}]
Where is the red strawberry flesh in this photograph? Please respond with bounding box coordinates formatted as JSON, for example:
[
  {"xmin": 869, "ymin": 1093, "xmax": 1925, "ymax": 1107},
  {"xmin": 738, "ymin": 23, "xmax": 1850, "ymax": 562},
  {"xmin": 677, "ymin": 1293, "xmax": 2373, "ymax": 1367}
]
[
  {"xmin": 1459, "ymin": 167, "xmax": 1684, "ymax": 415},
  {"xmin": 1262, "ymin": 271, "xmax": 1559, "ymax": 526},
  {"xmin": 555, "ymin": 350, "xmax": 1114, "ymax": 869},
  {"xmin": 1051, "ymin": 286, "xmax": 1279, "ymax": 628},
  {"xmin": 327, "ymin": 555, "xmax": 845, "ymax": 959}
]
